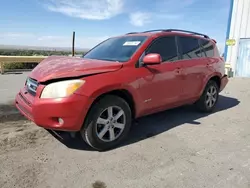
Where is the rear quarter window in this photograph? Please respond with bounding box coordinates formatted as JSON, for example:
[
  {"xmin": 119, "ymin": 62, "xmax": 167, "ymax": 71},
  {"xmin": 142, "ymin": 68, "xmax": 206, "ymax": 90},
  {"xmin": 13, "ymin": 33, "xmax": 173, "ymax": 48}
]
[{"xmin": 200, "ymin": 39, "xmax": 215, "ymax": 57}]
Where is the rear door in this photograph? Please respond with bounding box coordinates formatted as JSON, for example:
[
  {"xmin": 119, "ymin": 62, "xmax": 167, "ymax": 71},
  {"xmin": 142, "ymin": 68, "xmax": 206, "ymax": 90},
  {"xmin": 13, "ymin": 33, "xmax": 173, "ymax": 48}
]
[{"xmin": 177, "ymin": 36, "xmax": 208, "ymax": 100}]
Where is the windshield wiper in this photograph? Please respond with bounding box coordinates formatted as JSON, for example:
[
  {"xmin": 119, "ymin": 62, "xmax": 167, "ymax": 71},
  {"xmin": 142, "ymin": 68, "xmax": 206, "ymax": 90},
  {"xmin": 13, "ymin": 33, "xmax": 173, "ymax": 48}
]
[
  {"xmin": 83, "ymin": 57, "xmax": 120, "ymax": 62},
  {"xmin": 98, "ymin": 58, "xmax": 120, "ymax": 62}
]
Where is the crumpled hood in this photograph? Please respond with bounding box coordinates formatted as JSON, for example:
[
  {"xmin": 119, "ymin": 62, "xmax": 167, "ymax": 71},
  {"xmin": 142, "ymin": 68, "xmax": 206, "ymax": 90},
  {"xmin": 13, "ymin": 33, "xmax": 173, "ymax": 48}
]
[{"xmin": 29, "ymin": 56, "xmax": 123, "ymax": 82}]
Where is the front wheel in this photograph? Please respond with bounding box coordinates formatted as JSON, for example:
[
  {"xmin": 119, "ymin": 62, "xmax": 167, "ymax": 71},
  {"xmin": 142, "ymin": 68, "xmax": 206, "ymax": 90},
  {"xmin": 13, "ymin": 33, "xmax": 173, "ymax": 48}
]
[
  {"xmin": 195, "ymin": 80, "xmax": 219, "ymax": 112},
  {"xmin": 80, "ymin": 95, "xmax": 132, "ymax": 151}
]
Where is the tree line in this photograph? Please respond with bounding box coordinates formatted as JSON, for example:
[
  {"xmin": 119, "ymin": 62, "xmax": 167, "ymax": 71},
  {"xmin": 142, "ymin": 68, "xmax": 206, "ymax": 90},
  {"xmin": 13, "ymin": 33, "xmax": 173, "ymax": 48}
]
[{"xmin": 0, "ymin": 49, "xmax": 87, "ymax": 70}]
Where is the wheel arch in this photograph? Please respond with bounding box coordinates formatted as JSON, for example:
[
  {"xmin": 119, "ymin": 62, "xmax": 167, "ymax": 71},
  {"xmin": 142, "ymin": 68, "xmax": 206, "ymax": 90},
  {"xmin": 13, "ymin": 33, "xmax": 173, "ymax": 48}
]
[
  {"xmin": 209, "ymin": 75, "xmax": 221, "ymax": 88},
  {"xmin": 199, "ymin": 74, "xmax": 221, "ymax": 97},
  {"xmin": 86, "ymin": 89, "xmax": 137, "ymax": 121}
]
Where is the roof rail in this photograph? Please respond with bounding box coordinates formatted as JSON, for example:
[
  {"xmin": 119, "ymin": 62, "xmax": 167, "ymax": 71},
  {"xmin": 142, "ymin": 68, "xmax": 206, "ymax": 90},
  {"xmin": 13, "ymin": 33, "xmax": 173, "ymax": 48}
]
[
  {"xmin": 126, "ymin": 32, "xmax": 139, "ymax": 35},
  {"xmin": 141, "ymin": 29, "xmax": 166, "ymax": 33},
  {"xmin": 163, "ymin": 29, "xmax": 210, "ymax": 39},
  {"xmin": 126, "ymin": 30, "xmax": 164, "ymax": 35},
  {"xmin": 126, "ymin": 29, "xmax": 210, "ymax": 39}
]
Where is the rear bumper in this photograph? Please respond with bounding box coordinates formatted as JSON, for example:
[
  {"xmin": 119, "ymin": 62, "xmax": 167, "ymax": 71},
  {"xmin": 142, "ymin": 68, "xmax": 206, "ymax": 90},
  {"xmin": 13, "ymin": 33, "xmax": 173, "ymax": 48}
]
[
  {"xmin": 15, "ymin": 87, "xmax": 92, "ymax": 131},
  {"xmin": 219, "ymin": 74, "xmax": 229, "ymax": 92}
]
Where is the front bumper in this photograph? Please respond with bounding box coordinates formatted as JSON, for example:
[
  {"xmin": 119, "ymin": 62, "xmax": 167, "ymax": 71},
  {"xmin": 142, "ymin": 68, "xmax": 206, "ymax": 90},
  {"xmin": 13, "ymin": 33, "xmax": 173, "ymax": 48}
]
[{"xmin": 15, "ymin": 87, "xmax": 91, "ymax": 131}]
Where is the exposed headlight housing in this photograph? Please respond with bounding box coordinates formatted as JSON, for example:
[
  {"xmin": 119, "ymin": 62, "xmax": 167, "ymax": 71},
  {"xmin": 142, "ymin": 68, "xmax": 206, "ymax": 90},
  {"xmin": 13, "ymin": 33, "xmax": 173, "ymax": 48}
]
[{"xmin": 40, "ymin": 79, "xmax": 85, "ymax": 99}]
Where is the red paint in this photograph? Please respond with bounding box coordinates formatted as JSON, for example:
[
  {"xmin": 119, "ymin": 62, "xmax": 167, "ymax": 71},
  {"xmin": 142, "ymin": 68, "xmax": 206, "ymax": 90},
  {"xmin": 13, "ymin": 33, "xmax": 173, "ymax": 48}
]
[
  {"xmin": 29, "ymin": 56, "xmax": 123, "ymax": 82},
  {"xmin": 15, "ymin": 31, "xmax": 228, "ymax": 131}
]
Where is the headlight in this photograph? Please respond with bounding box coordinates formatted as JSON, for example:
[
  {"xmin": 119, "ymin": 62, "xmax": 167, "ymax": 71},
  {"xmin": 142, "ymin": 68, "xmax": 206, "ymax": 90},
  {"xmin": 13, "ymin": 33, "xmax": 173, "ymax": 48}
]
[{"xmin": 40, "ymin": 79, "xmax": 85, "ymax": 99}]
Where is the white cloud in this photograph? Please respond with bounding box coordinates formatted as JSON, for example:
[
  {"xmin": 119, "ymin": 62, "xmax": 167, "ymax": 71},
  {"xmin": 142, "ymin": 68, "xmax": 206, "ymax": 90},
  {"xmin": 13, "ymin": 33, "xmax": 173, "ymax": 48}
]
[
  {"xmin": 41, "ymin": 0, "xmax": 194, "ymax": 27},
  {"xmin": 128, "ymin": 11, "xmax": 182, "ymax": 27},
  {"xmin": 45, "ymin": 0, "xmax": 123, "ymax": 20},
  {"xmin": 129, "ymin": 12, "xmax": 151, "ymax": 27},
  {"xmin": 0, "ymin": 32, "xmax": 109, "ymax": 49}
]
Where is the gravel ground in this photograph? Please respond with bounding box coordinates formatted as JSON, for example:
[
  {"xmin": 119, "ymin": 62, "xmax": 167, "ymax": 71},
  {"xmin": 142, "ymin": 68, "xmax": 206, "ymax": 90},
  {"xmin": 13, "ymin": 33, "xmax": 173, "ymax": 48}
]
[{"xmin": 0, "ymin": 77, "xmax": 250, "ymax": 188}]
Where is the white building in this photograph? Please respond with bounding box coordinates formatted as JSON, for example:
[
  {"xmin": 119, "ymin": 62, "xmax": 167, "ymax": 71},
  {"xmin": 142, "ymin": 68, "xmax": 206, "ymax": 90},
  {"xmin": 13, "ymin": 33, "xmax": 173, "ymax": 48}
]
[{"xmin": 225, "ymin": 0, "xmax": 250, "ymax": 77}]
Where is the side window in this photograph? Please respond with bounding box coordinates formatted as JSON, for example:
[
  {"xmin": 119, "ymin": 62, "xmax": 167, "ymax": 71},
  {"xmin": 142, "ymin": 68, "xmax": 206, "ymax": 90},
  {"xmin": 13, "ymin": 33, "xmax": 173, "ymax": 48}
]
[
  {"xmin": 200, "ymin": 39, "xmax": 214, "ymax": 57},
  {"xmin": 179, "ymin": 36, "xmax": 202, "ymax": 60},
  {"xmin": 146, "ymin": 36, "xmax": 178, "ymax": 62}
]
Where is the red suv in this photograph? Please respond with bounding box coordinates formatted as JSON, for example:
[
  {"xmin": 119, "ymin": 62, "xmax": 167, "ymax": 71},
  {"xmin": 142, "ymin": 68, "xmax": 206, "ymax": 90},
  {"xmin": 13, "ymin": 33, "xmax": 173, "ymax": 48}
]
[{"xmin": 15, "ymin": 29, "xmax": 228, "ymax": 151}]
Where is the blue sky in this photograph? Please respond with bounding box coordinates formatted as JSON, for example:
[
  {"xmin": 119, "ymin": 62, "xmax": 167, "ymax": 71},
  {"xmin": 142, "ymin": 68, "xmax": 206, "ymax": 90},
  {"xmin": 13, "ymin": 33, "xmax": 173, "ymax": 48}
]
[{"xmin": 0, "ymin": 0, "xmax": 230, "ymax": 52}]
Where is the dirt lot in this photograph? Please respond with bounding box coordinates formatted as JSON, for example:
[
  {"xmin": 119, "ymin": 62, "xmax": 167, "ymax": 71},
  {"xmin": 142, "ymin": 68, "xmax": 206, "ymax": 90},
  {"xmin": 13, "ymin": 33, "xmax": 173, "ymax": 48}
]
[{"xmin": 0, "ymin": 78, "xmax": 250, "ymax": 188}]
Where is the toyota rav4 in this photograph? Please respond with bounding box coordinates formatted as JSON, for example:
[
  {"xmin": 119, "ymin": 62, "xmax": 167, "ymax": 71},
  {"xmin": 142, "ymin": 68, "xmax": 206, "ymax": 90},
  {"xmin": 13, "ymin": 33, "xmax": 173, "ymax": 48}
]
[{"xmin": 15, "ymin": 29, "xmax": 228, "ymax": 151}]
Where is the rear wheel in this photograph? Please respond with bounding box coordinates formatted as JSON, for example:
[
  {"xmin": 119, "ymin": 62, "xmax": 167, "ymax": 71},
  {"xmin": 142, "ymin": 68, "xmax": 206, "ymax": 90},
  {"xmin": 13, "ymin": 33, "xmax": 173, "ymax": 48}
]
[
  {"xmin": 80, "ymin": 95, "xmax": 132, "ymax": 151},
  {"xmin": 195, "ymin": 80, "xmax": 219, "ymax": 112}
]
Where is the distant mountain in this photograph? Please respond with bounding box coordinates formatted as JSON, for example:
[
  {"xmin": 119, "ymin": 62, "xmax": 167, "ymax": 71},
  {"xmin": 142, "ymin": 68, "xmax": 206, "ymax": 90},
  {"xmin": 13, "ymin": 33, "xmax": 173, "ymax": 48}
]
[{"xmin": 0, "ymin": 44, "xmax": 89, "ymax": 52}]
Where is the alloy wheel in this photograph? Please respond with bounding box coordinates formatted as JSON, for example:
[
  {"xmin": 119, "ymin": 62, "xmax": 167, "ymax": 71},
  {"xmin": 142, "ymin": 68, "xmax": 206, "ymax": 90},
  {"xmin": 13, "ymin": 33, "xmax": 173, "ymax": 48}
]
[
  {"xmin": 96, "ymin": 106, "xmax": 126, "ymax": 142},
  {"xmin": 205, "ymin": 85, "xmax": 218, "ymax": 108}
]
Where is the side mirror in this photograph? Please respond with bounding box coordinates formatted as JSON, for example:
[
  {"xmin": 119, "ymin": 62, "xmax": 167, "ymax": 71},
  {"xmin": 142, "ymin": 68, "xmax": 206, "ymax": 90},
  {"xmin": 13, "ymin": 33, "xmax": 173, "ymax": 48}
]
[{"xmin": 143, "ymin": 53, "xmax": 162, "ymax": 65}]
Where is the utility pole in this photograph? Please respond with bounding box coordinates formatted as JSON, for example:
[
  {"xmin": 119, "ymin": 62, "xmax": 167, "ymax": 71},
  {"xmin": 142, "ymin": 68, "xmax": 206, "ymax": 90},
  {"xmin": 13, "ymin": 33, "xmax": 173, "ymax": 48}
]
[{"xmin": 72, "ymin": 31, "xmax": 75, "ymax": 57}]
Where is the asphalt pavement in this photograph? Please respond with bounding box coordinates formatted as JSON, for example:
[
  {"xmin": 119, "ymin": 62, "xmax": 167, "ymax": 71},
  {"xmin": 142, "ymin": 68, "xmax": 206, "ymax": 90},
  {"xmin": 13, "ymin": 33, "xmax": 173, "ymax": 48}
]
[{"xmin": 0, "ymin": 74, "xmax": 250, "ymax": 188}]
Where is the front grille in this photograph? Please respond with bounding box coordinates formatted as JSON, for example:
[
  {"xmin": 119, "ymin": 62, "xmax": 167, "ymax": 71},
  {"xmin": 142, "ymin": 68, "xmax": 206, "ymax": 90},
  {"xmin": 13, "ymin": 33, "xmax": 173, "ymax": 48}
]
[{"xmin": 26, "ymin": 77, "xmax": 38, "ymax": 96}]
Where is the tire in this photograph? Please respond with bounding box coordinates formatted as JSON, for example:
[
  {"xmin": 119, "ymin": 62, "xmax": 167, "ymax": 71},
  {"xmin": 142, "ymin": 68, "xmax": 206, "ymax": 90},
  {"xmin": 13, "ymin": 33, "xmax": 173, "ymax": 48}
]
[
  {"xmin": 195, "ymin": 80, "xmax": 219, "ymax": 113},
  {"xmin": 80, "ymin": 95, "xmax": 132, "ymax": 151}
]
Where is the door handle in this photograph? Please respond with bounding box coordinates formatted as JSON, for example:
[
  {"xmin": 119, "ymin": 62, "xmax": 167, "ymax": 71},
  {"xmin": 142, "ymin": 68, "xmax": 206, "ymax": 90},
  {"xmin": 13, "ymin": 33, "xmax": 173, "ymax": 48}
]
[{"xmin": 175, "ymin": 67, "xmax": 181, "ymax": 74}]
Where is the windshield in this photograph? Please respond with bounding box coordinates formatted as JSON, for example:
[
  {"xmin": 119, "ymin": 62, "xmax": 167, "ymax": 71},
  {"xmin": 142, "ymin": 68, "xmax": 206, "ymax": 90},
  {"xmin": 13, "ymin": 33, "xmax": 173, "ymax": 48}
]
[{"xmin": 83, "ymin": 36, "xmax": 148, "ymax": 62}]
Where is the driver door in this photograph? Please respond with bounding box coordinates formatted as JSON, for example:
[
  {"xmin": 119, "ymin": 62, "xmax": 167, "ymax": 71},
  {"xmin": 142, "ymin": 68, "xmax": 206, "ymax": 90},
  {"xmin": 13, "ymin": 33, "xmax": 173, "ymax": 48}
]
[{"xmin": 135, "ymin": 36, "xmax": 183, "ymax": 115}]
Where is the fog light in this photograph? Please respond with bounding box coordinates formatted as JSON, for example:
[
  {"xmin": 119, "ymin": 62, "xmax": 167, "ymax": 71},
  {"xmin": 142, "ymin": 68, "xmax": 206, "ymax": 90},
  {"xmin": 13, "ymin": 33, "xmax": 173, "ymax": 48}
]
[{"xmin": 58, "ymin": 118, "xmax": 64, "ymax": 125}]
